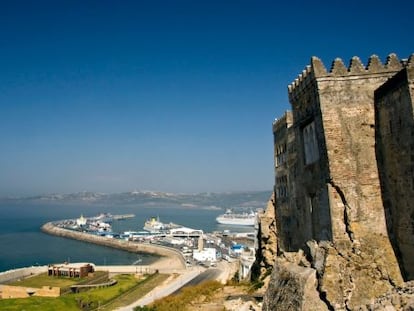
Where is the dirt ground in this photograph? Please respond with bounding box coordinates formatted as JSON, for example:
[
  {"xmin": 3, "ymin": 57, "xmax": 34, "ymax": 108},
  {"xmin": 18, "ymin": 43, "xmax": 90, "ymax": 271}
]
[{"xmin": 186, "ymin": 285, "xmax": 262, "ymax": 311}]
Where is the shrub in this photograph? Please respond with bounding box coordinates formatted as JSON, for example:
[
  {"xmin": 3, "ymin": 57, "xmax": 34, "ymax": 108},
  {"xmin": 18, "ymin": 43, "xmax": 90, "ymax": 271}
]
[
  {"xmin": 150, "ymin": 280, "xmax": 223, "ymax": 311},
  {"xmin": 134, "ymin": 306, "xmax": 157, "ymax": 311}
]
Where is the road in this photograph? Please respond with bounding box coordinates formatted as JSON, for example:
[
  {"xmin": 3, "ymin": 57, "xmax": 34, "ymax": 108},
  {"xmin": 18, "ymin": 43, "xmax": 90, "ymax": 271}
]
[
  {"xmin": 114, "ymin": 260, "xmax": 237, "ymax": 311},
  {"xmin": 170, "ymin": 268, "xmax": 222, "ymax": 295},
  {"xmin": 115, "ymin": 267, "xmax": 205, "ymax": 311}
]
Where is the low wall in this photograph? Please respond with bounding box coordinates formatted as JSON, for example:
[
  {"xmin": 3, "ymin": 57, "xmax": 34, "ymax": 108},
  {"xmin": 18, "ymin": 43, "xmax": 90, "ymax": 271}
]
[
  {"xmin": 70, "ymin": 279, "xmax": 117, "ymax": 293},
  {"xmin": 41, "ymin": 222, "xmax": 186, "ymax": 269},
  {"xmin": 95, "ymin": 265, "xmax": 156, "ymax": 275},
  {"xmin": 0, "ymin": 285, "xmax": 60, "ymax": 299},
  {"xmin": 0, "ymin": 266, "xmax": 48, "ymax": 284}
]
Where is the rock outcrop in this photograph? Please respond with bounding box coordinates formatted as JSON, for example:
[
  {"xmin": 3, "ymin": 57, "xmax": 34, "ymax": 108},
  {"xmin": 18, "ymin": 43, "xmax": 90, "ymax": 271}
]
[
  {"xmin": 263, "ymin": 255, "xmax": 328, "ymax": 311},
  {"xmin": 251, "ymin": 194, "xmax": 277, "ymax": 280}
]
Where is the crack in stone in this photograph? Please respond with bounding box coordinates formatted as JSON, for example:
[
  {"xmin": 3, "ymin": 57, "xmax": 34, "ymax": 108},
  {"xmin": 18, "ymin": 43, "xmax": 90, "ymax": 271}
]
[
  {"xmin": 328, "ymin": 179, "xmax": 354, "ymax": 243},
  {"xmin": 344, "ymin": 273, "xmax": 355, "ymax": 311},
  {"xmin": 309, "ymin": 241, "xmax": 335, "ymax": 311},
  {"xmin": 376, "ymin": 265, "xmax": 398, "ymax": 288},
  {"xmin": 317, "ymin": 286, "xmax": 335, "ymax": 311}
]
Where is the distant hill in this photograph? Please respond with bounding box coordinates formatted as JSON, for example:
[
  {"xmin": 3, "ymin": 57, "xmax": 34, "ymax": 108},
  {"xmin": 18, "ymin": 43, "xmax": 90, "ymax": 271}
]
[{"xmin": 0, "ymin": 190, "xmax": 272, "ymax": 209}]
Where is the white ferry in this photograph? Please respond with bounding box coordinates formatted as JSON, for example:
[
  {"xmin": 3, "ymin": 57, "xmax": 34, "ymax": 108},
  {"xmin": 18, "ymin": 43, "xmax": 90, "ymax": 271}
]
[
  {"xmin": 216, "ymin": 209, "xmax": 256, "ymax": 226},
  {"xmin": 143, "ymin": 216, "xmax": 165, "ymax": 232}
]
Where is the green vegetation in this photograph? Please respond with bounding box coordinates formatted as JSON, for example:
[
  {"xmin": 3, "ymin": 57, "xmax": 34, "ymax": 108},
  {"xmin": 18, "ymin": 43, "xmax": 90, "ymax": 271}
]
[
  {"xmin": 250, "ymin": 258, "xmax": 261, "ymax": 282},
  {"xmin": 7, "ymin": 271, "xmax": 110, "ymax": 295},
  {"xmin": 0, "ymin": 296, "xmax": 80, "ymax": 311},
  {"xmin": 0, "ymin": 273, "xmax": 169, "ymax": 311},
  {"xmin": 248, "ymin": 267, "xmax": 272, "ymax": 292},
  {"xmin": 134, "ymin": 307, "xmax": 157, "ymax": 311},
  {"xmin": 226, "ymin": 270, "xmax": 240, "ymax": 285},
  {"xmin": 99, "ymin": 273, "xmax": 169, "ymax": 311},
  {"xmin": 136, "ymin": 280, "xmax": 223, "ymax": 311},
  {"xmin": 8, "ymin": 272, "xmax": 80, "ymax": 288}
]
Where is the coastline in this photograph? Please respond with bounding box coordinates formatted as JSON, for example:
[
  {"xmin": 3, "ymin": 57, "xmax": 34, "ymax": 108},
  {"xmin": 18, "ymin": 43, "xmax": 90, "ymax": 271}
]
[{"xmin": 41, "ymin": 222, "xmax": 186, "ymax": 271}]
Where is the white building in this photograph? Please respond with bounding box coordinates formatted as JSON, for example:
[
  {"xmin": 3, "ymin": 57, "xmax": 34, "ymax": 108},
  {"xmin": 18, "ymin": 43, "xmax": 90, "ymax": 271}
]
[
  {"xmin": 193, "ymin": 247, "xmax": 217, "ymax": 262},
  {"xmin": 169, "ymin": 226, "xmax": 203, "ymax": 238},
  {"xmin": 239, "ymin": 251, "xmax": 256, "ymax": 279}
]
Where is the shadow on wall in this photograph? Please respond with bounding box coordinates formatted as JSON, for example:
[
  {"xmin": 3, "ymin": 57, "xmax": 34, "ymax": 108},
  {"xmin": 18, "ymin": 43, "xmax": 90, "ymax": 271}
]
[{"xmin": 375, "ymin": 67, "xmax": 414, "ymax": 281}]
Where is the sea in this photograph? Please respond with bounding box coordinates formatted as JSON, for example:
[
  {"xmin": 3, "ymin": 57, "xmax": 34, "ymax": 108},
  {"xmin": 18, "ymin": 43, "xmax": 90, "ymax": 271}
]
[{"xmin": 0, "ymin": 202, "xmax": 253, "ymax": 272}]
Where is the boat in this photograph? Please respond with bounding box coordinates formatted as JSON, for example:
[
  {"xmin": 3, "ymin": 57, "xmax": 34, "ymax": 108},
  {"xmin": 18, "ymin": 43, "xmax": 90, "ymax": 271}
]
[
  {"xmin": 91, "ymin": 213, "xmax": 114, "ymax": 223},
  {"xmin": 216, "ymin": 209, "xmax": 256, "ymax": 226},
  {"xmin": 143, "ymin": 216, "xmax": 165, "ymax": 232},
  {"xmin": 76, "ymin": 214, "xmax": 87, "ymax": 227}
]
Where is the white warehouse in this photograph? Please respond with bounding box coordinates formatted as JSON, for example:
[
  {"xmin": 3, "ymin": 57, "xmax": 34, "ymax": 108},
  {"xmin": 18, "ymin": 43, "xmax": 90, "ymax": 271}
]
[{"xmin": 193, "ymin": 248, "xmax": 217, "ymax": 262}]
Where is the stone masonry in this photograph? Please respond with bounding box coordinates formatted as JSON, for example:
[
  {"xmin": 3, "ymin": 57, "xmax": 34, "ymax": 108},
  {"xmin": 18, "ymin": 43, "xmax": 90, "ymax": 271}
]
[
  {"xmin": 375, "ymin": 65, "xmax": 414, "ymax": 280},
  {"xmin": 263, "ymin": 53, "xmax": 414, "ymax": 311}
]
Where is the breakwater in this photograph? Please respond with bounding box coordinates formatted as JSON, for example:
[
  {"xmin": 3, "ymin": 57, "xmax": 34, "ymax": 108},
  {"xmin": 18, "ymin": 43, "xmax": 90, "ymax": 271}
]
[{"xmin": 41, "ymin": 222, "xmax": 186, "ymax": 269}]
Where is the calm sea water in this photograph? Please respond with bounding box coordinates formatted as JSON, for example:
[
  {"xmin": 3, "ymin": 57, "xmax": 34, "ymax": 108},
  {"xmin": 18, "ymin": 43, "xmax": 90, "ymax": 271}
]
[{"xmin": 0, "ymin": 202, "xmax": 250, "ymax": 272}]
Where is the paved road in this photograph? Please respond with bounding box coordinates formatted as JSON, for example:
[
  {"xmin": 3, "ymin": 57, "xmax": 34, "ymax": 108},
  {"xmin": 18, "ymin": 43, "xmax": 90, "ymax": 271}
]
[
  {"xmin": 171, "ymin": 268, "xmax": 222, "ymax": 295},
  {"xmin": 115, "ymin": 267, "xmax": 205, "ymax": 311},
  {"xmin": 114, "ymin": 262, "xmax": 233, "ymax": 311}
]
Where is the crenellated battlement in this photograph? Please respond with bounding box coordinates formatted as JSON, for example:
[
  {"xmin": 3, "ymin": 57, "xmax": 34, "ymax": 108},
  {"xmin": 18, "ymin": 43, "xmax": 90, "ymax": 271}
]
[
  {"xmin": 272, "ymin": 110, "xmax": 292, "ymax": 133},
  {"xmin": 288, "ymin": 53, "xmax": 414, "ymax": 96}
]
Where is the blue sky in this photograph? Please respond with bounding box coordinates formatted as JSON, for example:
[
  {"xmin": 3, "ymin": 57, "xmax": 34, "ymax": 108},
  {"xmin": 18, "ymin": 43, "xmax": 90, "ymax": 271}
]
[{"xmin": 0, "ymin": 0, "xmax": 412, "ymax": 196}]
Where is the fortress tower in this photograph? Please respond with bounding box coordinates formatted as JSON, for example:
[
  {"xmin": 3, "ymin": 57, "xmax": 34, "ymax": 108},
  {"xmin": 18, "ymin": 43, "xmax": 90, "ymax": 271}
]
[
  {"xmin": 375, "ymin": 63, "xmax": 414, "ymax": 280},
  {"xmin": 268, "ymin": 53, "xmax": 414, "ymax": 310}
]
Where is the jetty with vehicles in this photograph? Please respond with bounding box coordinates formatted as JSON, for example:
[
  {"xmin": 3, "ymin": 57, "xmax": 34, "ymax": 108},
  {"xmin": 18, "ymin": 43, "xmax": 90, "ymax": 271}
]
[{"xmin": 40, "ymin": 211, "xmax": 256, "ymax": 281}]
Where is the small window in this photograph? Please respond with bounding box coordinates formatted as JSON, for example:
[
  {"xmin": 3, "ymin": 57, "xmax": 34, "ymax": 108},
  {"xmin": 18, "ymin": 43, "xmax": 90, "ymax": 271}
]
[
  {"xmin": 303, "ymin": 121, "xmax": 319, "ymax": 164},
  {"xmin": 275, "ymin": 143, "xmax": 287, "ymax": 167}
]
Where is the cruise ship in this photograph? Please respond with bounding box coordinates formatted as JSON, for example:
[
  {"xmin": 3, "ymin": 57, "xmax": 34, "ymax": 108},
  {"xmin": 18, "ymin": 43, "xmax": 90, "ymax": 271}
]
[{"xmin": 216, "ymin": 209, "xmax": 257, "ymax": 226}]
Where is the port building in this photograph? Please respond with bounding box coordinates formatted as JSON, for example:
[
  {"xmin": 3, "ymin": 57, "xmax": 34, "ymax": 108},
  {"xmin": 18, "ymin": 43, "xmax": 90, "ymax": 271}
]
[{"xmin": 48, "ymin": 263, "xmax": 94, "ymax": 278}]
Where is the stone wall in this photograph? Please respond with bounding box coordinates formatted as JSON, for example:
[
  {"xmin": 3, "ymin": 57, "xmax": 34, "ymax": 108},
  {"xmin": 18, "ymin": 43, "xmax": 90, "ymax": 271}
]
[
  {"xmin": 263, "ymin": 53, "xmax": 414, "ymax": 310},
  {"xmin": 288, "ymin": 55, "xmax": 404, "ymax": 247},
  {"xmin": 375, "ymin": 65, "xmax": 414, "ymax": 280},
  {"xmin": 0, "ymin": 285, "xmax": 60, "ymax": 299},
  {"xmin": 273, "ymin": 111, "xmax": 300, "ymax": 251}
]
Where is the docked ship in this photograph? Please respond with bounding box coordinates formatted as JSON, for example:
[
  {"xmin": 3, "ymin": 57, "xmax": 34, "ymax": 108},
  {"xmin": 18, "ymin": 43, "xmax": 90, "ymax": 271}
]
[
  {"xmin": 143, "ymin": 216, "xmax": 166, "ymax": 232},
  {"xmin": 216, "ymin": 209, "xmax": 256, "ymax": 226},
  {"xmin": 143, "ymin": 216, "xmax": 183, "ymax": 233}
]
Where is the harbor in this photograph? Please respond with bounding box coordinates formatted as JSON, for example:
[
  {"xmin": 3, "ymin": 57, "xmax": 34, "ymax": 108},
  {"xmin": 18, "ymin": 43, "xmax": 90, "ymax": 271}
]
[
  {"xmin": 41, "ymin": 210, "xmax": 258, "ymax": 280},
  {"xmin": 41, "ymin": 221, "xmax": 186, "ymax": 269}
]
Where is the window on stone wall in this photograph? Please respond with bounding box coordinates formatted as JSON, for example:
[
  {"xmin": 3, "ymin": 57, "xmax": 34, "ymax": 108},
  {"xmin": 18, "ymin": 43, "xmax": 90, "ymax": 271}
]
[
  {"xmin": 303, "ymin": 121, "xmax": 319, "ymax": 165},
  {"xmin": 275, "ymin": 143, "xmax": 287, "ymax": 168},
  {"xmin": 275, "ymin": 175, "xmax": 288, "ymax": 199}
]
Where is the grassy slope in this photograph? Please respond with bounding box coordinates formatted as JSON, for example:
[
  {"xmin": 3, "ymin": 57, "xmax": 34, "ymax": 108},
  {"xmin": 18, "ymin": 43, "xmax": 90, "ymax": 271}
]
[
  {"xmin": 147, "ymin": 280, "xmax": 223, "ymax": 311},
  {"xmin": 100, "ymin": 273, "xmax": 169, "ymax": 311},
  {"xmin": 8, "ymin": 272, "xmax": 80, "ymax": 288},
  {"xmin": 0, "ymin": 273, "xmax": 169, "ymax": 311}
]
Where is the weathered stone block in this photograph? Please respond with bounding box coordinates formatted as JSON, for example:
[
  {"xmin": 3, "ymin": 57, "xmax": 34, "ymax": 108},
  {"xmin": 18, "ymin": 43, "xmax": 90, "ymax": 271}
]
[{"xmin": 263, "ymin": 259, "xmax": 328, "ymax": 311}]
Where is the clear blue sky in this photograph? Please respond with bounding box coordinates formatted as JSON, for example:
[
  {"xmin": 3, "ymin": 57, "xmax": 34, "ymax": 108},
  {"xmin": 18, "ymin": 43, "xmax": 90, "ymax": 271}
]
[{"xmin": 0, "ymin": 0, "xmax": 412, "ymax": 196}]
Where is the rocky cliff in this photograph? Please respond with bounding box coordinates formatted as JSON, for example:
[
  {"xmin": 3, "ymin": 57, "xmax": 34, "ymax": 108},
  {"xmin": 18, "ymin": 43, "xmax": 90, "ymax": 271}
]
[
  {"xmin": 251, "ymin": 194, "xmax": 277, "ymax": 281},
  {"xmin": 262, "ymin": 244, "xmax": 414, "ymax": 311}
]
